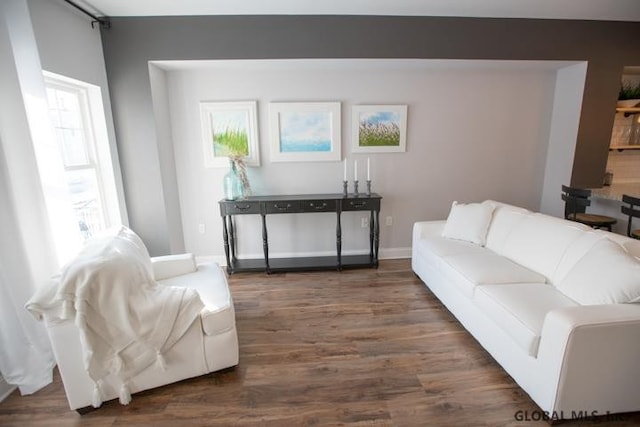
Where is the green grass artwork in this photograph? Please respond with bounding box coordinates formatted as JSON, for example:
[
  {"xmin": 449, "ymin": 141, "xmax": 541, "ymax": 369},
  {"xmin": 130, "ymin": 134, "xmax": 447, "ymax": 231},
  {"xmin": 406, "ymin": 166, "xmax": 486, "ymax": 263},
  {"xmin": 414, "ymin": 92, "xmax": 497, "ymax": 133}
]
[
  {"xmin": 358, "ymin": 122, "xmax": 401, "ymax": 147},
  {"xmin": 213, "ymin": 127, "xmax": 249, "ymax": 157}
]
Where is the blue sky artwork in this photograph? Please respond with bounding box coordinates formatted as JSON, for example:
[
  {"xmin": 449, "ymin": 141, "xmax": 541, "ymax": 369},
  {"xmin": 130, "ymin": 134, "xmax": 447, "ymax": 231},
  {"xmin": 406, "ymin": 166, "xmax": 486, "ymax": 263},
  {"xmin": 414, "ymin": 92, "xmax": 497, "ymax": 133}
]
[
  {"xmin": 360, "ymin": 111, "xmax": 401, "ymax": 126},
  {"xmin": 279, "ymin": 112, "xmax": 332, "ymax": 153}
]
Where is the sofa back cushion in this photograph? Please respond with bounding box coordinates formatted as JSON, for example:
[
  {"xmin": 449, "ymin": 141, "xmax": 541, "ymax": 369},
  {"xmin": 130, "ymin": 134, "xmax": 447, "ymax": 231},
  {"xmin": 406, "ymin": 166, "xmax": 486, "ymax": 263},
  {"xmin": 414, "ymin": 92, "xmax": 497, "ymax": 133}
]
[
  {"xmin": 499, "ymin": 213, "xmax": 588, "ymax": 282},
  {"xmin": 551, "ymin": 231, "xmax": 606, "ymax": 284},
  {"xmin": 556, "ymin": 238, "xmax": 640, "ymax": 305},
  {"xmin": 484, "ymin": 203, "xmax": 531, "ymax": 253},
  {"xmin": 596, "ymin": 230, "xmax": 640, "ymax": 259}
]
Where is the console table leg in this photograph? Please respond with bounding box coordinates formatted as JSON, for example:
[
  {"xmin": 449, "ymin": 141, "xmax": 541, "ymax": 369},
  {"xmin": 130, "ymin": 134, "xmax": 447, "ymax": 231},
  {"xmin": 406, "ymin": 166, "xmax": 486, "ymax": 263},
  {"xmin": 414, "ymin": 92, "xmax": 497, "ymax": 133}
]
[
  {"xmin": 373, "ymin": 209, "xmax": 380, "ymax": 267},
  {"xmin": 369, "ymin": 210, "xmax": 375, "ymax": 260},
  {"xmin": 229, "ymin": 216, "xmax": 237, "ymax": 264},
  {"xmin": 261, "ymin": 214, "xmax": 271, "ymax": 274},
  {"xmin": 222, "ymin": 215, "xmax": 232, "ymax": 274},
  {"xmin": 336, "ymin": 210, "xmax": 342, "ymax": 270}
]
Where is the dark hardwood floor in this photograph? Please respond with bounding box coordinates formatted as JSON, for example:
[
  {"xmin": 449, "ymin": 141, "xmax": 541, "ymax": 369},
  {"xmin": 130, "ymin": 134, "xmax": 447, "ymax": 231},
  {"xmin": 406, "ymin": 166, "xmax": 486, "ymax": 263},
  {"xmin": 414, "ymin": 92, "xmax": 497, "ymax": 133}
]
[{"xmin": 1, "ymin": 259, "xmax": 638, "ymax": 426}]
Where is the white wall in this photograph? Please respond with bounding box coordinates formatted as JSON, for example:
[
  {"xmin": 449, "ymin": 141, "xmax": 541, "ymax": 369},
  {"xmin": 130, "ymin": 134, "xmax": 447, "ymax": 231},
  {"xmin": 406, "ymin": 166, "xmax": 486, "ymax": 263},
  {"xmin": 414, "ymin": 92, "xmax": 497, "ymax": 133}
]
[
  {"xmin": 158, "ymin": 59, "xmax": 568, "ymax": 261},
  {"xmin": 149, "ymin": 64, "xmax": 185, "ymax": 253},
  {"xmin": 539, "ymin": 62, "xmax": 588, "ymax": 217}
]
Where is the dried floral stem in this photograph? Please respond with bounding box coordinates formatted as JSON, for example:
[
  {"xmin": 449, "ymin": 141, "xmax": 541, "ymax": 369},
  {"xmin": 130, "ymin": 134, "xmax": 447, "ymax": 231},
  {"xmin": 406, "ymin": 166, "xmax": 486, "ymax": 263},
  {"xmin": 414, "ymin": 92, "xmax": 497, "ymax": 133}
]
[{"xmin": 231, "ymin": 156, "xmax": 251, "ymax": 196}]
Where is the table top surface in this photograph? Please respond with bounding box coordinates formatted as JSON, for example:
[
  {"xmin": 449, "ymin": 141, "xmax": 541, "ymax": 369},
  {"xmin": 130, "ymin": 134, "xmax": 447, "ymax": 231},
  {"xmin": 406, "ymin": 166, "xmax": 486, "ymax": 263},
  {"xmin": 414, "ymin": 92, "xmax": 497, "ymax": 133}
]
[
  {"xmin": 590, "ymin": 182, "xmax": 640, "ymax": 201},
  {"xmin": 219, "ymin": 193, "xmax": 382, "ymax": 203}
]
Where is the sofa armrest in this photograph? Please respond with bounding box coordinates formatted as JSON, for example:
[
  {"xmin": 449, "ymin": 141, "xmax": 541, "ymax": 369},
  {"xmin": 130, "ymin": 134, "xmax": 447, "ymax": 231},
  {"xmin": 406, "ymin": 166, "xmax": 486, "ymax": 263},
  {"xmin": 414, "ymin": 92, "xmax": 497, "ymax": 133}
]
[
  {"xmin": 535, "ymin": 304, "xmax": 640, "ymax": 413},
  {"xmin": 151, "ymin": 253, "xmax": 197, "ymax": 280},
  {"xmin": 412, "ymin": 220, "xmax": 446, "ymax": 242},
  {"xmin": 200, "ymin": 305, "xmax": 235, "ymax": 336}
]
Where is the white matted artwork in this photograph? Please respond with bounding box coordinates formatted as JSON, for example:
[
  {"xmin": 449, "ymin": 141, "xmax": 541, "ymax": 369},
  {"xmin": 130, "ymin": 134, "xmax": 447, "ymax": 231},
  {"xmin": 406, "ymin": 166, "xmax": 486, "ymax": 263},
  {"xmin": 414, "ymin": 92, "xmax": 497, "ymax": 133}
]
[
  {"xmin": 200, "ymin": 101, "xmax": 260, "ymax": 167},
  {"xmin": 351, "ymin": 105, "xmax": 408, "ymax": 153},
  {"xmin": 269, "ymin": 102, "xmax": 341, "ymax": 162}
]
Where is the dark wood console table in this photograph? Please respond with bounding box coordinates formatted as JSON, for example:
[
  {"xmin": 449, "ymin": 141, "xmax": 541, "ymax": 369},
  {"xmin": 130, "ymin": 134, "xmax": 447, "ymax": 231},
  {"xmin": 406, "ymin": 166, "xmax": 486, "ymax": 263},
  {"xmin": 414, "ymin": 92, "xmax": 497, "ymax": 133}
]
[{"xmin": 219, "ymin": 193, "xmax": 381, "ymax": 274}]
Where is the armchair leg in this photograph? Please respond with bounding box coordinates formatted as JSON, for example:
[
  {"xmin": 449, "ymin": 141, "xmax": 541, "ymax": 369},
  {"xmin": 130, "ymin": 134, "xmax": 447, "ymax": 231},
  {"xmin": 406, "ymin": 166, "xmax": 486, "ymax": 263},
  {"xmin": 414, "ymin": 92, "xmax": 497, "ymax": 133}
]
[{"xmin": 76, "ymin": 405, "xmax": 96, "ymax": 415}]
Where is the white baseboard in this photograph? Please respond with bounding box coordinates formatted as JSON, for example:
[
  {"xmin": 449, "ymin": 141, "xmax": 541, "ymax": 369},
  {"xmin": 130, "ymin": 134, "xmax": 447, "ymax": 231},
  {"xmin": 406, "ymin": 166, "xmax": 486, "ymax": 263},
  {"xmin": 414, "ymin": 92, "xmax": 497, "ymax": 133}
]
[
  {"xmin": 196, "ymin": 247, "xmax": 411, "ymax": 267},
  {"xmin": 0, "ymin": 375, "xmax": 16, "ymax": 402},
  {"xmin": 379, "ymin": 247, "xmax": 411, "ymax": 259}
]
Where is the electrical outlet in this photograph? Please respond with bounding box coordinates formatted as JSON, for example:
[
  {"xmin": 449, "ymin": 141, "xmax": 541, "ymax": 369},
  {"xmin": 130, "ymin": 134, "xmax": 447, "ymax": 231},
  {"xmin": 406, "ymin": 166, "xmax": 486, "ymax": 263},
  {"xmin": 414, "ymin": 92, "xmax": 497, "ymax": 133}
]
[
  {"xmin": 386, "ymin": 216, "xmax": 393, "ymax": 226},
  {"xmin": 198, "ymin": 223, "xmax": 206, "ymax": 234},
  {"xmin": 361, "ymin": 217, "xmax": 369, "ymax": 228}
]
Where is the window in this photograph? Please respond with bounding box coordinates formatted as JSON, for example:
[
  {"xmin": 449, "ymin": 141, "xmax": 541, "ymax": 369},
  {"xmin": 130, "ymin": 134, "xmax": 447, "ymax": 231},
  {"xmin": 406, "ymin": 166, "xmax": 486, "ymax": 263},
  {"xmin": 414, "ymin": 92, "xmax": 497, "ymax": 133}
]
[{"xmin": 43, "ymin": 72, "xmax": 122, "ymax": 240}]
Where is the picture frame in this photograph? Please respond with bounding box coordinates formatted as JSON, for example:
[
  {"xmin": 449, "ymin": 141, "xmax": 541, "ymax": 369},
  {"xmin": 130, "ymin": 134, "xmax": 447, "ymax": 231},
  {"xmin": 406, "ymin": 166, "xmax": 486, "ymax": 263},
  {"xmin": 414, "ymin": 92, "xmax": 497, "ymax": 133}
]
[
  {"xmin": 351, "ymin": 105, "xmax": 408, "ymax": 153},
  {"xmin": 269, "ymin": 102, "xmax": 341, "ymax": 162},
  {"xmin": 200, "ymin": 101, "xmax": 260, "ymax": 167}
]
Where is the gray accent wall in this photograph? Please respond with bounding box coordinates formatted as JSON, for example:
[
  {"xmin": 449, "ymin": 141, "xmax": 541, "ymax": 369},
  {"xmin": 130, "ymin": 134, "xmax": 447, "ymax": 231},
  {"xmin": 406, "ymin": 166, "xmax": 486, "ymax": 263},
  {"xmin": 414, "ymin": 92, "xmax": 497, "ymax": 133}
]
[{"xmin": 101, "ymin": 15, "xmax": 640, "ymax": 255}]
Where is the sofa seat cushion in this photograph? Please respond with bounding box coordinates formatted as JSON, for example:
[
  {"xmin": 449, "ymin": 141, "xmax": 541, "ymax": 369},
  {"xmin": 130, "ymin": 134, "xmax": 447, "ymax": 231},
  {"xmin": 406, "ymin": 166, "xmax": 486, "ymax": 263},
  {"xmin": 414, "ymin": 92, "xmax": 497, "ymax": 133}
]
[
  {"xmin": 417, "ymin": 236, "xmax": 488, "ymax": 258},
  {"xmin": 474, "ymin": 283, "xmax": 579, "ymax": 357},
  {"xmin": 440, "ymin": 252, "xmax": 547, "ymax": 298},
  {"xmin": 158, "ymin": 263, "xmax": 235, "ymax": 336}
]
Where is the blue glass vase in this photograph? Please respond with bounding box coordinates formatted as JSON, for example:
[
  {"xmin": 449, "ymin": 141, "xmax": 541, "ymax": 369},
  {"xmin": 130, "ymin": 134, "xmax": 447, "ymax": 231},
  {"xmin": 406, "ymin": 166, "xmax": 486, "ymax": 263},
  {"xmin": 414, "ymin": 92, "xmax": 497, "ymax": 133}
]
[{"xmin": 223, "ymin": 160, "xmax": 243, "ymax": 200}]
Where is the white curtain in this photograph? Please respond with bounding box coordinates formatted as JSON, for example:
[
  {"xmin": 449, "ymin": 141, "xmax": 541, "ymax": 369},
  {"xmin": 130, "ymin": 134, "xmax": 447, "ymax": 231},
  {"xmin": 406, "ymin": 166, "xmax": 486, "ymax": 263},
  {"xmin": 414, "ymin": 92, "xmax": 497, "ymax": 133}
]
[
  {"xmin": 0, "ymin": 0, "xmax": 65, "ymax": 395},
  {"xmin": 0, "ymin": 269, "xmax": 55, "ymax": 395},
  {"xmin": 0, "ymin": 140, "xmax": 56, "ymax": 394}
]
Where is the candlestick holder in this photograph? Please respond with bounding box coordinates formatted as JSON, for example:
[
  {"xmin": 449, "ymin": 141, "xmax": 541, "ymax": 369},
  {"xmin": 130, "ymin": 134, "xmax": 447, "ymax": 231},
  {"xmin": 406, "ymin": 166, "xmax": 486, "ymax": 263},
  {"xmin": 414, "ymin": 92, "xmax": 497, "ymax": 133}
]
[
  {"xmin": 342, "ymin": 180, "xmax": 348, "ymax": 197},
  {"xmin": 366, "ymin": 180, "xmax": 371, "ymax": 196},
  {"xmin": 354, "ymin": 180, "xmax": 359, "ymax": 196}
]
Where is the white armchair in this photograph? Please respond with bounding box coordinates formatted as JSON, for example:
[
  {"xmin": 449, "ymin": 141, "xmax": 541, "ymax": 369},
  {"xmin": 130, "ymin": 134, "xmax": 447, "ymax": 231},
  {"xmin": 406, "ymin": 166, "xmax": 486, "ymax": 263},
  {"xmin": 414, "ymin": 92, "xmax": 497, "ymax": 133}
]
[{"xmin": 27, "ymin": 226, "xmax": 239, "ymax": 411}]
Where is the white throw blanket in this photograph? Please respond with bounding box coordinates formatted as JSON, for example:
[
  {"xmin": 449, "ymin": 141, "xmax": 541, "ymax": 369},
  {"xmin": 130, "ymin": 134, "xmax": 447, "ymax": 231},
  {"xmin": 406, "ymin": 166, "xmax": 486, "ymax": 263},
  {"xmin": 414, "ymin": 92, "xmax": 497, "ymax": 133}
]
[{"xmin": 27, "ymin": 227, "xmax": 204, "ymax": 407}]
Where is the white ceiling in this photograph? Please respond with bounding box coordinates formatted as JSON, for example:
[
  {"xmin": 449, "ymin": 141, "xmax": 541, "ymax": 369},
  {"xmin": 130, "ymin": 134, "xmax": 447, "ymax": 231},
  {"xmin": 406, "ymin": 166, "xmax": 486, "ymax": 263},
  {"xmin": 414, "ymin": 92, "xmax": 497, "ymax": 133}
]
[{"xmin": 79, "ymin": 0, "xmax": 640, "ymax": 22}]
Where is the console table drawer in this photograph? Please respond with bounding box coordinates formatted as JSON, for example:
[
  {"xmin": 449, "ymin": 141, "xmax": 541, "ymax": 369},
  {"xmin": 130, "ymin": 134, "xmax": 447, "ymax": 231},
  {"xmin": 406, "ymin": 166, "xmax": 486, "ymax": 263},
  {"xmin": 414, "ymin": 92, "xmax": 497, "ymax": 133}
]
[
  {"xmin": 223, "ymin": 201, "xmax": 261, "ymax": 215},
  {"xmin": 265, "ymin": 201, "xmax": 301, "ymax": 214},
  {"xmin": 342, "ymin": 199, "xmax": 380, "ymax": 211},
  {"xmin": 302, "ymin": 200, "xmax": 337, "ymax": 212}
]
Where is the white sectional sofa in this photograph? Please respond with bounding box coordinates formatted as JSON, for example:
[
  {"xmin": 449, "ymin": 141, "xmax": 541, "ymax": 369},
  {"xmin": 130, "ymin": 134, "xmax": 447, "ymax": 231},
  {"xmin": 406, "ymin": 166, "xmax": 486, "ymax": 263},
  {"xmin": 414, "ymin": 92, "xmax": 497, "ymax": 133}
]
[{"xmin": 412, "ymin": 200, "xmax": 640, "ymax": 420}]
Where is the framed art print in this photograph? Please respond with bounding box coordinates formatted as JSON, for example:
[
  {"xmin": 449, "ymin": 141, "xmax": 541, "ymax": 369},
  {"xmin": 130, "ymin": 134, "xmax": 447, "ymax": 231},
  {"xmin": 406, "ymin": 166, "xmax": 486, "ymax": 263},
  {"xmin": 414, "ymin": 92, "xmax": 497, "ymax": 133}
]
[
  {"xmin": 200, "ymin": 101, "xmax": 260, "ymax": 167},
  {"xmin": 352, "ymin": 105, "xmax": 407, "ymax": 153},
  {"xmin": 269, "ymin": 102, "xmax": 341, "ymax": 162}
]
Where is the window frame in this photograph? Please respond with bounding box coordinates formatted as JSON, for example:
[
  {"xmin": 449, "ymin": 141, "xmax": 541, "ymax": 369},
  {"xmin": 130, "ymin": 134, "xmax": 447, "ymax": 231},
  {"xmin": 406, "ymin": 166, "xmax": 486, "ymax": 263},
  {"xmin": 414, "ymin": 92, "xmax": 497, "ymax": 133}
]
[{"xmin": 43, "ymin": 71, "xmax": 123, "ymax": 239}]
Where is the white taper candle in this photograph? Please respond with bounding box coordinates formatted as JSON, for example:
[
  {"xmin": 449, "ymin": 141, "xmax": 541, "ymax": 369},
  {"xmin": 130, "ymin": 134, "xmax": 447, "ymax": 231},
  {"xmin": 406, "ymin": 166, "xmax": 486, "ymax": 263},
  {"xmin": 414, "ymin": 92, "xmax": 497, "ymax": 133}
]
[
  {"xmin": 367, "ymin": 157, "xmax": 370, "ymax": 181},
  {"xmin": 354, "ymin": 160, "xmax": 358, "ymax": 181}
]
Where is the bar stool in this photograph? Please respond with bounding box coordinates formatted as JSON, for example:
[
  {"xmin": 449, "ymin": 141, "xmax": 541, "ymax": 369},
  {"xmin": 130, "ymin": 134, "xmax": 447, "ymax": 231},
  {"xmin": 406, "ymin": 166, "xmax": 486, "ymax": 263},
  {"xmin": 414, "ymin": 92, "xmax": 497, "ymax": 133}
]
[
  {"xmin": 561, "ymin": 185, "xmax": 617, "ymax": 231},
  {"xmin": 621, "ymin": 194, "xmax": 640, "ymax": 239}
]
